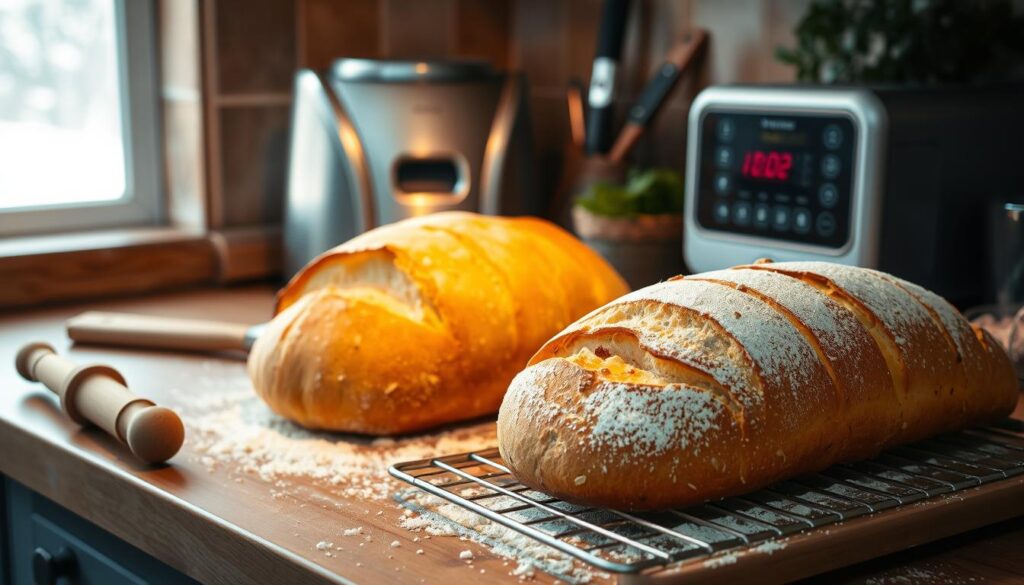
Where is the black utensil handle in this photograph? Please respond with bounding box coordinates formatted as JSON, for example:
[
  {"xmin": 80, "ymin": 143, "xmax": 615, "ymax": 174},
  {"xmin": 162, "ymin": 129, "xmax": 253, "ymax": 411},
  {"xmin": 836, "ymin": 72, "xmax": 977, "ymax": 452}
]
[
  {"xmin": 586, "ymin": 107, "xmax": 614, "ymax": 154},
  {"xmin": 586, "ymin": 0, "xmax": 632, "ymax": 154},
  {"xmin": 595, "ymin": 0, "xmax": 631, "ymax": 59},
  {"xmin": 627, "ymin": 62, "xmax": 680, "ymax": 126}
]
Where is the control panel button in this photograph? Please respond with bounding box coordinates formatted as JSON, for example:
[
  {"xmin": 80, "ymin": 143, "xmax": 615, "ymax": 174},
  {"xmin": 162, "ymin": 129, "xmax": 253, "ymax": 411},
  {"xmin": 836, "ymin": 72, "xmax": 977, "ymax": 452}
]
[
  {"xmin": 716, "ymin": 118, "xmax": 735, "ymax": 142},
  {"xmin": 713, "ymin": 201, "xmax": 730, "ymax": 224},
  {"xmin": 714, "ymin": 173, "xmax": 732, "ymax": 195},
  {"xmin": 715, "ymin": 146, "xmax": 733, "ymax": 168},
  {"xmin": 771, "ymin": 205, "xmax": 791, "ymax": 232},
  {"xmin": 819, "ymin": 183, "xmax": 839, "ymax": 208},
  {"xmin": 823, "ymin": 124, "xmax": 843, "ymax": 149},
  {"xmin": 821, "ymin": 154, "xmax": 841, "ymax": 179},
  {"xmin": 793, "ymin": 207, "xmax": 812, "ymax": 234},
  {"xmin": 732, "ymin": 201, "xmax": 752, "ymax": 226},
  {"xmin": 816, "ymin": 211, "xmax": 837, "ymax": 237},
  {"xmin": 753, "ymin": 203, "xmax": 770, "ymax": 230}
]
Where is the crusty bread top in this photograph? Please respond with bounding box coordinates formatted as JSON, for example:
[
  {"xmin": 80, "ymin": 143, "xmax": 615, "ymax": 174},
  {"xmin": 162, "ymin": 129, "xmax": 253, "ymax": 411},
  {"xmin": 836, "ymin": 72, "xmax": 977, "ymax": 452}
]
[
  {"xmin": 273, "ymin": 212, "xmax": 629, "ymax": 378},
  {"xmin": 499, "ymin": 260, "xmax": 1018, "ymax": 509},
  {"xmin": 249, "ymin": 211, "xmax": 630, "ymax": 434}
]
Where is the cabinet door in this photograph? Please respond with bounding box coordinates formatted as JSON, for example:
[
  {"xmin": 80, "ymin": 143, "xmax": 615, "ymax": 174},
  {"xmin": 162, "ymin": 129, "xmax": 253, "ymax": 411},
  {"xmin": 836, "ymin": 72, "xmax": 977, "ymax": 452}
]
[
  {"xmin": 1, "ymin": 478, "xmax": 8, "ymax": 584},
  {"xmin": 4, "ymin": 478, "xmax": 198, "ymax": 585}
]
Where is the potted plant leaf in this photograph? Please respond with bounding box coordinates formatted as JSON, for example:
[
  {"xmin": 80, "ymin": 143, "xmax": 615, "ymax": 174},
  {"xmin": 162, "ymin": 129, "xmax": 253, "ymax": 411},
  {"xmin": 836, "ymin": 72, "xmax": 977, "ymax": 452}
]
[
  {"xmin": 775, "ymin": 0, "xmax": 1024, "ymax": 85},
  {"xmin": 572, "ymin": 167, "xmax": 686, "ymax": 288}
]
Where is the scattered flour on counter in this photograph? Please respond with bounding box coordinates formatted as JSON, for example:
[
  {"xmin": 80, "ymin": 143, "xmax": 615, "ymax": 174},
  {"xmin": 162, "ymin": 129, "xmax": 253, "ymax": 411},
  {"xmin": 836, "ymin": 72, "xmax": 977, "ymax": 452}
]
[
  {"xmin": 172, "ymin": 384, "xmax": 496, "ymax": 501},
  {"xmin": 751, "ymin": 539, "xmax": 787, "ymax": 555},
  {"xmin": 703, "ymin": 552, "xmax": 739, "ymax": 568},
  {"xmin": 169, "ymin": 370, "xmax": 606, "ymax": 582},
  {"xmin": 864, "ymin": 564, "xmax": 980, "ymax": 585},
  {"xmin": 396, "ymin": 490, "xmax": 607, "ymax": 584},
  {"xmin": 512, "ymin": 563, "xmax": 535, "ymax": 579}
]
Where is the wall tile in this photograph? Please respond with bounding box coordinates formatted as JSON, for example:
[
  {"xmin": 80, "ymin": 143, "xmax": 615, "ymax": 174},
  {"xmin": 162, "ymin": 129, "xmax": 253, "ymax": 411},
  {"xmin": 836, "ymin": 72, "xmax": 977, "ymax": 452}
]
[
  {"xmin": 511, "ymin": 0, "xmax": 569, "ymax": 89},
  {"xmin": 383, "ymin": 0, "xmax": 454, "ymax": 58},
  {"xmin": 763, "ymin": 0, "xmax": 809, "ymax": 82},
  {"xmin": 194, "ymin": 0, "xmax": 810, "ymax": 227},
  {"xmin": 566, "ymin": 0, "xmax": 603, "ymax": 84},
  {"xmin": 691, "ymin": 0, "xmax": 766, "ymax": 84},
  {"xmin": 298, "ymin": 0, "xmax": 381, "ymax": 69},
  {"xmin": 455, "ymin": 0, "xmax": 511, "ymax": 66},
  {"xmin": 218, "ymin": 106, "xmax": 291, "ymax": 226},
  {"xmin": 637, "ymin": 102, "xmax": 689, "ymax": 170},
  {"xmin": 214, "ymin": 0, "xmax": 296, "ymax": 94}
]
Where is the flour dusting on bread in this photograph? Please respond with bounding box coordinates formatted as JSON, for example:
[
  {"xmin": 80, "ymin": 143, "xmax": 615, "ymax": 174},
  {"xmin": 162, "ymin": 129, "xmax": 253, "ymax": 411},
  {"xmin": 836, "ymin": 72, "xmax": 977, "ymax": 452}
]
[
  {"xmin": 584, "ymin": 383, "xmax": 724, "ymax": 456},
  {"xmin": 498, "ymin": 261, "xmax": 1018, "ymax": 511},
  {"xmin": 625, "ymin": 278, "xmax": 825, "ymax": 398}
]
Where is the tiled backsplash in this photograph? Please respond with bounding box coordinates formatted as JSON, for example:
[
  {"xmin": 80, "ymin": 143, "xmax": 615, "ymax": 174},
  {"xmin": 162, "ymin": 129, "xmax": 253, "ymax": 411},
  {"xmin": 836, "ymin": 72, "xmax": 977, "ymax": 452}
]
[{"xmin": 166, "ymin": 0, "xmax": 806, "ymax": 229}]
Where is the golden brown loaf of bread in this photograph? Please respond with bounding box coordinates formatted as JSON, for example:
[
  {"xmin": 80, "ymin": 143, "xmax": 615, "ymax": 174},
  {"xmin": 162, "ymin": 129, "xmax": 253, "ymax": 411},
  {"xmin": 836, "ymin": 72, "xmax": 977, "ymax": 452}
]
[
  {"xmin": 497, "ymin": 261, "xmax": 1018, "ymax": 510},
  {"xmin": 247, "ymin": 212, "xmax": 629, "ymax": 434}
]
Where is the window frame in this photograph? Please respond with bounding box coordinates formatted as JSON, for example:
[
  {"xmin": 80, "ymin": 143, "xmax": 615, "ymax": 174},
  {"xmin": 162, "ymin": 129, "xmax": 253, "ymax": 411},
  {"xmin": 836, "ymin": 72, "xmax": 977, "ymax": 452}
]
[{"xmin": 0, "ymin": 0, "xmax": 164, "ymax": 237}]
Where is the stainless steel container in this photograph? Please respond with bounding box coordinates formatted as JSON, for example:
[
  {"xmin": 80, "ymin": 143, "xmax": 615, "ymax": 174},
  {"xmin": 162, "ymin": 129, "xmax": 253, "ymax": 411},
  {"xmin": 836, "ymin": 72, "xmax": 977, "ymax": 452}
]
[{"xmin": 284, "ymin": 59, "xmax": 538, "ymax": 277}]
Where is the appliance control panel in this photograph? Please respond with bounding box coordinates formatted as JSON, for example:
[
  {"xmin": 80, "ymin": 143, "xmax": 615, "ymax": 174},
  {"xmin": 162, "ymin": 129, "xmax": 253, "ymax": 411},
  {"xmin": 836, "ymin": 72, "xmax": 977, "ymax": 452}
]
[{"xmin": 695, "ymin": 111, "xmax": 856, "ymax": 249}]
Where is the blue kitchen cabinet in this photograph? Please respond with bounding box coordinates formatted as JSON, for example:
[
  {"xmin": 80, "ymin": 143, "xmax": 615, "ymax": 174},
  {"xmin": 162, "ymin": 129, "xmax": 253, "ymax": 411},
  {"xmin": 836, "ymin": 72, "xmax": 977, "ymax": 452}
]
[{"xmin": 2, "ymin": 477, "xmax": 198, "ymax": 585}]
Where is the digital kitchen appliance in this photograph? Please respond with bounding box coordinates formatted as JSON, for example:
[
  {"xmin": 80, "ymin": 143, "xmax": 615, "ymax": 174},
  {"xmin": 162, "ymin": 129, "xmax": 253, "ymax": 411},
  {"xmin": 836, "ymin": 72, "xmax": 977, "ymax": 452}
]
[
  {"xmin": 284, "ymin": 59, "xmax": 537, "ymax": 277},
  {"xmin": 684, "ymin": 85, "xmax": 1024, "ymax": 306}
]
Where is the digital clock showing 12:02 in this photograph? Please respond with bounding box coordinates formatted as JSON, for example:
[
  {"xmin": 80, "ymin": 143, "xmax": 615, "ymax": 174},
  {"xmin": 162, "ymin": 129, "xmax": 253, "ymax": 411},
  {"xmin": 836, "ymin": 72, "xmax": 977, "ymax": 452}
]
[{"xmin": 740, "ymin": 150, "xmax": 794, "ymax": 182}]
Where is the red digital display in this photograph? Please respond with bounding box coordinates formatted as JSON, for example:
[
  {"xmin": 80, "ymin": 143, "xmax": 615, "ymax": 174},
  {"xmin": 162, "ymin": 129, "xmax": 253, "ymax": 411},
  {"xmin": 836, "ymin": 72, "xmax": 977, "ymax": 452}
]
[{"xmin": 741, "ymin": 150, "xmax": 793, "ymax": 181}]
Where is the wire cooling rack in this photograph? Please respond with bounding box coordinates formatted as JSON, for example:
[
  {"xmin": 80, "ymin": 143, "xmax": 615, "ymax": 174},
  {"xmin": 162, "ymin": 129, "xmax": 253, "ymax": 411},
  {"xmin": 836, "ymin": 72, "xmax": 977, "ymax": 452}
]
[{"xmin": 389, "ymin": 425, "xmax": 1024, "ymax": 577}]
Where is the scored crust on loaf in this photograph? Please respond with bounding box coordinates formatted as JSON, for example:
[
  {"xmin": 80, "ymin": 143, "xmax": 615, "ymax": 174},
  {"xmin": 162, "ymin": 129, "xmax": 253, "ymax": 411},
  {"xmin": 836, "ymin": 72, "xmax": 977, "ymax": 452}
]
[
  {"xmin": 523, "ymin": 277, "xmax": 841, "ymax": 505},
  {"xmin": 498, "ymin": 260, "xmax": 1018, "ymax": 510},
  {"xmin": 249, "ymin": 212, "xmax": 629, "ymax": 434},
  {"xmin": 690, "ymin": 268, "xmax": 898, "ymax": 456},
  {"xmin": 746, "ymin": 262, "xmax": 971, "ymax": 441}
]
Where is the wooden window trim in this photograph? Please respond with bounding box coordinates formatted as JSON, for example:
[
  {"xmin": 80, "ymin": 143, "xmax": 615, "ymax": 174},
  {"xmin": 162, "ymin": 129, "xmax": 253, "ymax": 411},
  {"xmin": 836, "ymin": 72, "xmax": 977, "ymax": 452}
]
[{"xmin": 0, "ymin": 225, "xmax": 281, "ymax": 310}]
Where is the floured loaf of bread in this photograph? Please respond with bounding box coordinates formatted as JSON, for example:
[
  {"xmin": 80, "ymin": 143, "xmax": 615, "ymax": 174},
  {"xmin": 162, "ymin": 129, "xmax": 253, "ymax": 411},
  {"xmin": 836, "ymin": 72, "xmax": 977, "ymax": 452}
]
[
  {"xmin": 248, "ymin": 212, "xmax": 629, "ymax": 434},
  {"xmin": 497, "ymin": 261, "xmax": 1018, "ymax": 510}
]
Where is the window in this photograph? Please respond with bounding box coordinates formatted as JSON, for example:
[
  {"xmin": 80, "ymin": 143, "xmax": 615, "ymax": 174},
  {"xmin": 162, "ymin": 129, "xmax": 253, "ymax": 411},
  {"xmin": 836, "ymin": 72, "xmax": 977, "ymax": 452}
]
[{"xmin": 0, "ymin": 0, "xmax": 161, "ymax": 236}]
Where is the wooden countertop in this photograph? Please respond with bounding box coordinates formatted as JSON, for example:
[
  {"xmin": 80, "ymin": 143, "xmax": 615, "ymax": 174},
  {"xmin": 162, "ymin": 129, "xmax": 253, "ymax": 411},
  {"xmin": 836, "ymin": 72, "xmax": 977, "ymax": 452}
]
[{"xmin": 0, "ymin": 286, "xmax": 1021, "ymax": 585}]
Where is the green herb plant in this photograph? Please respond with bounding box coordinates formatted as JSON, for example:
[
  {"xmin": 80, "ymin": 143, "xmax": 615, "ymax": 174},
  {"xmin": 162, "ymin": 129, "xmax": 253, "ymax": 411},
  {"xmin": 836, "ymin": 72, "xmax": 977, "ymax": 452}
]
[
  {"xmin": 775, "ymin": 0, "xmax": 1024, "ymax": 84},
  {"xmin": 575, "ymin": 168, "xmax": 685, "ymax": 219}
]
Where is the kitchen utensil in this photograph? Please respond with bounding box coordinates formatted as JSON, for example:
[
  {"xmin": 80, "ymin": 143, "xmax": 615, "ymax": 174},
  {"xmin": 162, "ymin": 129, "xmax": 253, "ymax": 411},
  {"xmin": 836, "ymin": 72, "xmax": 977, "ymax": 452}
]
[
  {"xmin": 285, "ymin": 58, "xmax": 538, "ymax": 278},
  {"xmin": 585, "ymin": 0, "xmax": 631, "ymax": 154},
  {"xmin": 391, "ymin": 425, "xmax": 1024, "ymax": 582},
  {"xmin": 608, "ymin": 29, "xmax": 707, "ymax": 164},
  {"xmin": 15, "ymin": 343, "xmax": 185, "ymax": 464},
  {"xmin": 684, "ymin": 85, "xmax": 1024, "ymax": 306},
  {"xmin": 566, "ymin": 78, "xmax": 586, "ymax": 148},
  {"xmin": 66, "ymin": 311, "xmax": 264, "ymax": 354}
]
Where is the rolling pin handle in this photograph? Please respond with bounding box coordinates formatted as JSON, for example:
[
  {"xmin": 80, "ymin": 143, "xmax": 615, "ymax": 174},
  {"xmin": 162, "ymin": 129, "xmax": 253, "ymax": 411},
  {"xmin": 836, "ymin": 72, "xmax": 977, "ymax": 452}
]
[
  {"xmin": 14, "ymin": 343, "xmax": 185, "ymax": 465},
  {"xmin": 15, "ymin": 342, "xmax": 55, "ymax": 382}
]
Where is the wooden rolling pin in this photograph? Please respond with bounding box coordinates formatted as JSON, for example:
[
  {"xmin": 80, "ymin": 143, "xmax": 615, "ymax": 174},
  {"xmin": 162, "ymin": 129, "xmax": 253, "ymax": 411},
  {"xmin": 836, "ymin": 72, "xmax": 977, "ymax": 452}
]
[
  {"xmin": 15, "ymin": 343, "xmax": 185, "ymax": 465},
  {"xmin": 66, "ymin": 311, "xmax": 264, "ymax": 354}
]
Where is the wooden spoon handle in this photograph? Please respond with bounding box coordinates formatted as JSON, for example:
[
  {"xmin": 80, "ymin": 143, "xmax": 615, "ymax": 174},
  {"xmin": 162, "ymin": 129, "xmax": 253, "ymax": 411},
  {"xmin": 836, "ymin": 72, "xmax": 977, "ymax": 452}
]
[{"xmin": 66, "ymin": 311, "xmax": 251, "ymax": 353}]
